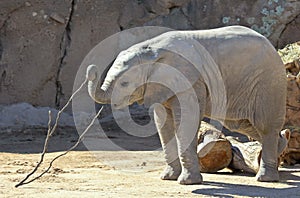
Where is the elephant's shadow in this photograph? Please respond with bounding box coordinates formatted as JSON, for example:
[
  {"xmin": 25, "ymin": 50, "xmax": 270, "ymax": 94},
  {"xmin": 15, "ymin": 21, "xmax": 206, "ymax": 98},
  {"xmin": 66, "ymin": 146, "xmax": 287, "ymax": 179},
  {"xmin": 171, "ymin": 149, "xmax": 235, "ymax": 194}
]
[{"xmin": 192, "ymin": 168, "xmax": 300, "ymax": 197}]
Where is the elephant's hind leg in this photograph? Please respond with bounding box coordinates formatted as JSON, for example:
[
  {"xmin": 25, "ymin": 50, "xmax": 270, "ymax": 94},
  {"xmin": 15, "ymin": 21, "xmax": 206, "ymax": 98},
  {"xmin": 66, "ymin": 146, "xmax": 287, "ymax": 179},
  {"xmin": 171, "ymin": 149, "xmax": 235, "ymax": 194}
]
[
  {"xmin": 154, "ymin": 104, "xmax": 181, "ymax": 180},
  {"xmin": 224, "ymin": 119, "xmax": 280, "ymax": 181},
  {"xmin": 256, "ymin": 129, "xmax": 280, "ymax": 182}
]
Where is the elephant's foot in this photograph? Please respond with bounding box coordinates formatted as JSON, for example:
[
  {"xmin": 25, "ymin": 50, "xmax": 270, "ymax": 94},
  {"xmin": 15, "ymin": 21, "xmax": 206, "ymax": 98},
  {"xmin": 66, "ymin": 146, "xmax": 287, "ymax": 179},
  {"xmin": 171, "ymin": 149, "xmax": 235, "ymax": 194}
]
[
  {"xmin": 177, "ymin": 168, "xmax": 203, "ymax": 185},
  {"xmin": 160, "ymin": 164, "xmax": 181, "ymax": 180},
  {"xmin": 256, "ymin": 165, "xmax": 279, "ymax": 182}
]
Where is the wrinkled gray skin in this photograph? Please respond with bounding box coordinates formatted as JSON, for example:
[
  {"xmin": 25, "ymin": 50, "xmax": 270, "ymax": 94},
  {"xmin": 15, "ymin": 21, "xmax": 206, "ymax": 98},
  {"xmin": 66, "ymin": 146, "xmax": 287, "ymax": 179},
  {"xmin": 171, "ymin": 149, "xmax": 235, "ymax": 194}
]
[{"xmin": 87, "ymin": 26, "xmax": 287, "ymax": 184}]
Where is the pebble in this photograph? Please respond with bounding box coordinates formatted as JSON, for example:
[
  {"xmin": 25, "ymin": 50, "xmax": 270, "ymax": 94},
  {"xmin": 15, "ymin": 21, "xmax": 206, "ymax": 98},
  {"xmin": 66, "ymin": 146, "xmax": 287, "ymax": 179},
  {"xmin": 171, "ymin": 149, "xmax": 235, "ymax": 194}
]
[{"xmin": 50, "ymin": 13, "xmax": 65, "ymax": 24}]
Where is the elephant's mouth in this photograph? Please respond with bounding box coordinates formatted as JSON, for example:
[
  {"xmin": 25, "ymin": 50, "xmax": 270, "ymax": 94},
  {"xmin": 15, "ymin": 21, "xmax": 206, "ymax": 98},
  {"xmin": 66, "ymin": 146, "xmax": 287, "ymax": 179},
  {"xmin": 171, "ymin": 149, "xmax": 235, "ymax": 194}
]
[
  {"xmin": 112, "ymin": 95, "xmax": 131, "ymax": 109},
  {"xmin": 112, "ymin": 96, "xmax": 144, "ymax": 109}
]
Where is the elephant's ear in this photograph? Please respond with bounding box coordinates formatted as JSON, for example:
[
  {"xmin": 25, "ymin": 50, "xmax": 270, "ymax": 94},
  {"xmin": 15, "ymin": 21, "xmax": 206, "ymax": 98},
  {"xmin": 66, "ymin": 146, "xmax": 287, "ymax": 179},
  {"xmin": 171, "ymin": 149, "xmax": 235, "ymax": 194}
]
[
  {"xmin": 143, "ymin": 68, "xmax": 176, "ymax": 107},
  {"xmin": 144, "ymin": 83, "xmax": 174, "ymax": 107},
  {"xmin": 143, "ymin": 50, "xmax": 200, "ymax": 107},
  {"xmin": 144, "ymin": 38, "xmax": 219, "ymax": 107}
]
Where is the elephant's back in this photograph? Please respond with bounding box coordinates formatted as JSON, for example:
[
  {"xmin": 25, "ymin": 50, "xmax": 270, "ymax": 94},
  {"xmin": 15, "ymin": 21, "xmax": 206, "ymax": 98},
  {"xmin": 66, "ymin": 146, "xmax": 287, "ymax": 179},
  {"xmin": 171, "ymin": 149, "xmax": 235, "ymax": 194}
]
[
  {"xmin": 186, "ymin": 25, "xmax": 265, "ymax": 40},
  {"xmin": 159, "ymin": 26, "xmax": 282, "ymax": 73},
  {"xmin": 183, "ymin": 26, "xmax": 286, "ymax": 130}
]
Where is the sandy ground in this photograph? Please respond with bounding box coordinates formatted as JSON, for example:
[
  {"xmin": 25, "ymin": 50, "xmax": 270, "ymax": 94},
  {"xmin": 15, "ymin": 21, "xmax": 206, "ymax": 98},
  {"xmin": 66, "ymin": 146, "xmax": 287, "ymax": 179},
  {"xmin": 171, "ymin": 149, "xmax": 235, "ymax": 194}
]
[{"xmin": 1, "ymin": 128, "xmax": 300, "ymax": 198}]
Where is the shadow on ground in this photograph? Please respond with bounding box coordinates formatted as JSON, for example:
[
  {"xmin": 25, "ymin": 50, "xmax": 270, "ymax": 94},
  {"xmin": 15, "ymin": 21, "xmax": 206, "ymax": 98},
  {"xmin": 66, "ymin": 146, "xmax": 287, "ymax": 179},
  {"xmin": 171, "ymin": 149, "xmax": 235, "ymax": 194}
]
[
  {"xmin": 193, "ymin": 169, "xmax": 300, "ymax": 197},
  {"xmin": 0, "ymin": 124, "xmax": 161, "ymax": 153}
]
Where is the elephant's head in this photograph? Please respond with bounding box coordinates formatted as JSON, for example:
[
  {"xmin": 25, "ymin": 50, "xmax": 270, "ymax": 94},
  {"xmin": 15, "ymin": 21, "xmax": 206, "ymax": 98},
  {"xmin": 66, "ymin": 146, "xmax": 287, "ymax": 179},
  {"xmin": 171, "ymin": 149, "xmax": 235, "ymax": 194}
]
[
  {"xmin": 86, "ymin": 43, "xmax": 157, "ymax": 107},
  {"xmin": 86, "ymin": 44, "xmax": 166, "ymax": 109}
]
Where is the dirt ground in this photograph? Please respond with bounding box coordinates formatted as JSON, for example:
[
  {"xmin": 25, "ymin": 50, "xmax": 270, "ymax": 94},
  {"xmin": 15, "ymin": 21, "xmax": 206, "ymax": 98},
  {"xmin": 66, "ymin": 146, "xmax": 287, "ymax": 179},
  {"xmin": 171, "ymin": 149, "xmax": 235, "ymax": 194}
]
[{"xmin": 1, "ymin": 127, "xmax": 300, "ymax": 198}]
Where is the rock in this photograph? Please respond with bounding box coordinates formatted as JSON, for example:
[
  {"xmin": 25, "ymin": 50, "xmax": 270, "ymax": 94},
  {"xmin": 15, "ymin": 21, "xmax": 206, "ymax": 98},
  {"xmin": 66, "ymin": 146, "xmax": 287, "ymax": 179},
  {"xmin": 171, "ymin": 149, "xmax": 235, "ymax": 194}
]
[
  {"xmin": 278, "ymin": 42, "xmax": 300, "ymax": 65},
  {"xmin": 0, "ymin": 103, "xmax": 75, "ymax": 132},
  {"xmin": 285, "ymin": 78, "xmax": 300, "ymax": 127},
  {"xmin": 144, "ymin": 7, "xmax": 193, "ymax": 30},
  {"xmin": 278, "ymin": 42, "xmax": 300, "ymax": 127},
  {"xmin": 55, "ymin": 0, "xmax": 125, "ymax": 109},
  {"xmin": 50, "ymin": 13, "xmax": 65, "ymax": 24},
  {"xmin": 119, "ymin": 0, "xmax": 156, "ymax": 29},
  {"xmin": 25, "ymin": 2, "xmax": 31, "ymax": 7},
  {"xmin": 277, "ymin": 14, "xmax": 300, "ymax": 49},
  {"xmin": 280, "ymin": 127, "xmax": 300, "ymax": 165},
  {"xmin": 0, "ymin": 0, "xmax": 300, "ymax": 114},
  {"xmin": 0, "ymin": 0, "xmax": 71, "ymax": 107},
  {"xmin": 181, "ymin": 0, "xmax": 300, "ymax": 46}
]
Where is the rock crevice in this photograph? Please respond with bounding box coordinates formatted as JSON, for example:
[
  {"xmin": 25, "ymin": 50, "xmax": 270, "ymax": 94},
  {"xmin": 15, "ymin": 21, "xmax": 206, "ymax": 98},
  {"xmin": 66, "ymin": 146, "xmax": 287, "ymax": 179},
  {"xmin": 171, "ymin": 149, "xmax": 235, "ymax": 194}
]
[{"xmin": 55, "ymin": 0, "xmax": 77, "ymax": 108}]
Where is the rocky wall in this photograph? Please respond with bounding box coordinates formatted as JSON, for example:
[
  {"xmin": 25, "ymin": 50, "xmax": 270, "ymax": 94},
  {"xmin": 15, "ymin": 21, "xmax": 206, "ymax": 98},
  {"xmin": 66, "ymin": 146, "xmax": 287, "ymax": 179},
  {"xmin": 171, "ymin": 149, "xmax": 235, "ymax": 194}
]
[{"xmin": 0, "ymin": 0, "xmax": 299, "ymax": 110}]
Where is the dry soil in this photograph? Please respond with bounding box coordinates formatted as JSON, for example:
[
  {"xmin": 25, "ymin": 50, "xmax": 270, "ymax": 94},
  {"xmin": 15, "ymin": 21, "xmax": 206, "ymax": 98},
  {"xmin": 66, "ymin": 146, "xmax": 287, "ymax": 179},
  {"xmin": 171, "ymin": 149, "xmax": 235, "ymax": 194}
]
[{"xmin": 0, "ymin": 128, "xmax": 300, "ymax": 198}]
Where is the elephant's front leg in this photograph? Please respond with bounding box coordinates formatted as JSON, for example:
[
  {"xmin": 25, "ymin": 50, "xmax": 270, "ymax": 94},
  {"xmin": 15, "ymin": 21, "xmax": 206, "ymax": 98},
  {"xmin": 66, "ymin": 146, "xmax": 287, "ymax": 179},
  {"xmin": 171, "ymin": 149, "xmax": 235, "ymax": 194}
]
[
  {"xmin": 170, "ymin": 95, "xmax": 203, "ymax": 185},
  {"xmin": 154, "ymin": 104, "xmax": 181, "ymax": 180},
  {"xmin": 256, "ymin": 130, "xmax": 280, "ymax": 182}
]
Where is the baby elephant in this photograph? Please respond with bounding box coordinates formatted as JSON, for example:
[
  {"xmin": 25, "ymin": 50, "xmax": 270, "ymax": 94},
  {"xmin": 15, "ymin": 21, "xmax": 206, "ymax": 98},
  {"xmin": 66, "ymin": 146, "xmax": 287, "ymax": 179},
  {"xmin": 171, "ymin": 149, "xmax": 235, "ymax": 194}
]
[{"xmin": 86, "ymin": 26, "xmax": 287, "ymax": 184}]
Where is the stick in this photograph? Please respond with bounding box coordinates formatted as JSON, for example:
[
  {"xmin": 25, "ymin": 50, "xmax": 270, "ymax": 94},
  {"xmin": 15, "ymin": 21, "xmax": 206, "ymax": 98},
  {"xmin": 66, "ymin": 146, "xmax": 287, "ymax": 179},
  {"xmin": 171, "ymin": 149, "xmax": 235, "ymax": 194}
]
[
  {"xmin": 15, "ymin": 78, "xmax": 102, "ymax": 188},
  {"xmin": 14, "ymin": 111, "xmax": 53, "ymax": 188},
  {"xmin": 49, "ymin": 78, "xmax": 88, "ymax": 137}
]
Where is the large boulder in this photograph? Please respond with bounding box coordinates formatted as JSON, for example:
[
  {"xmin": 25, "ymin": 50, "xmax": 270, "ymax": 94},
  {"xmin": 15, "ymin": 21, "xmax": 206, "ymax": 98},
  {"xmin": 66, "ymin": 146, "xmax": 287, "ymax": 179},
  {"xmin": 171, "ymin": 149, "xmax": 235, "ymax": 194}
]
[
  {"xmin": 278, "ymin": 42, "xmax": 300, "ymax": 127},
  {"xmin": 278, "ymin": 42, "xmax": 300, "ymax": 166},
  {"xmin": 0, "ymin": 1, "xmax": 71, "ymax": 107},
  {"xmin": 0, "ymin": 0, "xmax": 300, "ymax": 114}
]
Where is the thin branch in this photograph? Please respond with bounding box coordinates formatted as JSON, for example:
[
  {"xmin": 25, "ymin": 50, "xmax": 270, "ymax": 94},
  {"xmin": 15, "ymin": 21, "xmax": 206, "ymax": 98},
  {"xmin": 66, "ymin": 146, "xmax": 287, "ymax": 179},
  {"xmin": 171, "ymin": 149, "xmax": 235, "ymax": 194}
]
[
  {"xmin": 51, "ymin": 78, "xmax": 87, "ymax": 136},
  {"xmin": 15, "ymin": 78, "xmax": 99, "ymax": 188},
  {"xmin": 15, "ymin": 106, "xmax": 103, "ymax": 187},
  {"xmin": 15, "ymin": 111, "xmax": 53, "ymax": 187}
]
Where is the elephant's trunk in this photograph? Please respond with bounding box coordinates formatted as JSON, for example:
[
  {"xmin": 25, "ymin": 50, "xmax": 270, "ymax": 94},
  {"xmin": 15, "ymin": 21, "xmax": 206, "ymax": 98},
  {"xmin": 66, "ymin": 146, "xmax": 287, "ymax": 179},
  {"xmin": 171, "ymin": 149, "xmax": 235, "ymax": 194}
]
[{"xmin": 86, "ymin": 64, "xmax": 111, "ymax": 104}]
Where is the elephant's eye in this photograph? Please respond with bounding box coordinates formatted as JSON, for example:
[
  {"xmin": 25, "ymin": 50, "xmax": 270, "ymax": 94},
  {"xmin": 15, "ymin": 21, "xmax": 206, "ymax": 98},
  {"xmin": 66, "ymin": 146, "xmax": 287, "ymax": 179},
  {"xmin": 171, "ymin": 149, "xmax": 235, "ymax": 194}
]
[{"xmin": 120, "ymin": 81, "xmax": 129, "ymax": 87}]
